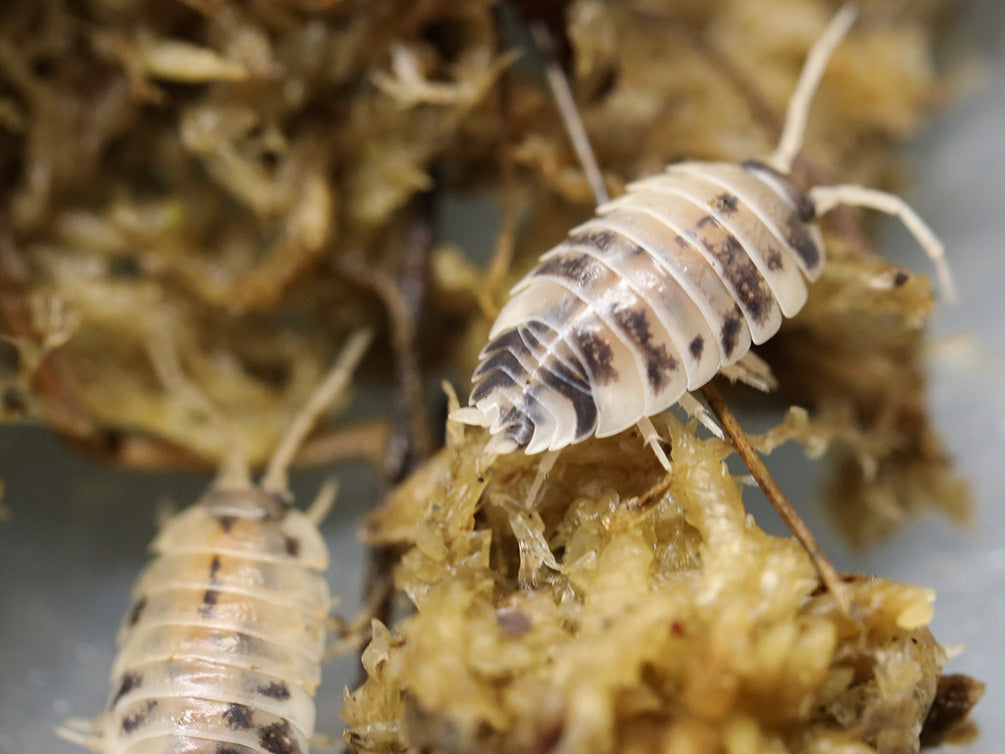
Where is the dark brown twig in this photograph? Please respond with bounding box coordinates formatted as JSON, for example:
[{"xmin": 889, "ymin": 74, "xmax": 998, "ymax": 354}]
[{"xmin": 335, "ymin": 195, "xmax": 438, "ymax": 695}]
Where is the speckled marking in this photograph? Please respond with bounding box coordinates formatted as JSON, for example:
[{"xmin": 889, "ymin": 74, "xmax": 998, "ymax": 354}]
[
  {"xmin": 120, "ymin": 700, "xmax": 158, "ymax": 734},
  {"xmin": 222, "ymin": 702, "xmax": 255, "ymax": 730},
  {"xmin": 573, "ymin": 328, "xmax": 617, "ymax": 386},
  {"xmin": 127, "ymin": 596, "xmax": 147, "ymax": 627},
  {"xmin": 258, "ymin": 719, "xmax": 299, "ymax": 754},
  {"xmin": 610, "ymin": 304, "xmax": 677, "ymax": 392},
  {"xmin": 257, "ymin": 681, "xmax": 292, "ymax": 701},
  {"xmin": 111, "ymin": 671, "xmax": 142, "ymax": 706}
]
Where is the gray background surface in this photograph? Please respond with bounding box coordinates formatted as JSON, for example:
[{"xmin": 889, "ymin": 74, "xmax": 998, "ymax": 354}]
[{"xmin": 1, "ymin": 3, "xmax": 1003, "ymax": 751}]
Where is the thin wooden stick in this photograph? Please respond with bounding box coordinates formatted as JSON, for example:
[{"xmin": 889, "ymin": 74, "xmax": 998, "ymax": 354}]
[{"xmin": 701, "ymin": 382, "xmax": 852, "ymax": 615}]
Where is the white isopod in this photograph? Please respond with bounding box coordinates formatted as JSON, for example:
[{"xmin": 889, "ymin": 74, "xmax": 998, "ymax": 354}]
[
  {"xmin": 454, "ymin": 7, "xmax": 953, "ymax": 465},
  {"xmin": 57, "ymin": 330, "xmax": 371, "ymax": 754}
]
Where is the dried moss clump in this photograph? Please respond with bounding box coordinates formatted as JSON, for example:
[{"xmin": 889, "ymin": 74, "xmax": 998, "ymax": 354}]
[
  {"xmin": 0, "ymin": 0, "xmax": 506, "ymax": 465},
  {"xmin": 0, "ymin": 0, "xmax": 972, "ymax": 538},
  {"xmin": 345, "ymin": 410, "xmax": 980, "ymax": 753}
]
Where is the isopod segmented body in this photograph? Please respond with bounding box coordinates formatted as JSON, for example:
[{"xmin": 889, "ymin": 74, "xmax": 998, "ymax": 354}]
[
  {"xmin": 58, "ymin": 330, "xmax": 371, "ymax": 754},
  {"xmin": 464, "ymin": 159, "xmax": 822, "ymax": 455},
  {"xmin": 455, "ymin": 7, "xmax": 952, "ymax": 460}
]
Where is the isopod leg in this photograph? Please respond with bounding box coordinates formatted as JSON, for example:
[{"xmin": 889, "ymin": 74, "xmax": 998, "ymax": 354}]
[
  {"xmin": 526, "ymin": 448, "xmax": 561, "ymax": 506},
  {"xmin": 323, "ymin": 562, "xmax": 395, "ymax": 661},
  {"xmin": 323, "ymin": 625, "xmax": 371, "ymax": 661},
  {"xmin": 54, "ymin": 717, "xmax": 103, "ymax": 752},
  {"xmin": 636, "ymin": 417, "xmax": 672, "ymax": 472},
  {"xmin": 808, "ymin": 184, "xmax": 956, "ymax": 301},
  {"xmin": 719, "ymin": 351, "xmax": 778, "ymax": 395},
  {"xmin": 306, "ymin": 477, "xmax": 339, "ymax": 527},
  {"xmin": 677, "ymin": 393, "xmax": 724, "ymax": 441}
]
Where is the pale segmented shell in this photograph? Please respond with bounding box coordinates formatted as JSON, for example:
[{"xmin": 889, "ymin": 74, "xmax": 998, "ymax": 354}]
[
  {"xmin": 457, "ymin": 6, "xmax": 952, "ymax": 459},
  {"xmin": 463, "ymin": 160, "xmax": 824, "ymax": 456},
  {"xmin": 95, "ymin": 488, "xmax": 328, "ymax": 754}
]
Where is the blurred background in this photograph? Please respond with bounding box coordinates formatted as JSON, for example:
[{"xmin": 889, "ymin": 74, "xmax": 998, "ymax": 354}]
[{"xmin": 1, "ymin": 1, "xmax": 1003, "ymax": 751}]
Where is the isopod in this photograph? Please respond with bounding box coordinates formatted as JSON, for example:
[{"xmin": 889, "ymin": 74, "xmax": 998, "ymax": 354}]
[
  {"xmin": 454, "ymin": 7, "xmax": 953, "ymax": 466},
  {"xmin": 57, "ymin": 329, "xmax": 371, "ymax": 754}
]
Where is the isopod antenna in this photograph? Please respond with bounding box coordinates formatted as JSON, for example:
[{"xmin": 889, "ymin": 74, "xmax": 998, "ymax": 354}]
[
  {"xmin": 765, "ymin": 5, "xmax": 956, "ymax": 301},
  {"xmin": 261, "ymin": 328, "xmax": 374, "ymax": 501}
]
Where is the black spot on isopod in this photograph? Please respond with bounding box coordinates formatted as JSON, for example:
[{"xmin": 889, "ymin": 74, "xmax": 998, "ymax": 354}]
[
  {"xmin": 517, "ymin": 323, "xmax": 543, "ymax": 351},
  {"xmin": 209, "ymin": 554, "xmax": 222, "ymax": 583},
  {"xmin": 283, "ymin": 536, "xmax": 300, "ymax": 557},
  {"xmin": 223, "ymin": 702, "xmax": 255, "ymax": 730},
  {"xmin": 121, "ymin": 700, "xmax": 158, "ymax": 733},
  {"xmin": 257, "ymin": 681, "xmax": 292, "ymax": 701},
  {"xmin": 481, "ymin": 328, "xmax": 524, "ymax": 357},
  {"xmin": 473, "ymin": 349, "xmax": 528, "ymax": 383},
  {"xmin": 526, "ymin": 320, "xmax": 552, "ymax": 336},
  {"xmin": 894, "ymin": 270, "xmax": 910, "ymax": 287},
  {"xmin": 784, "ymin": 215, "xmax": 821, "ymax": 270},
  {"xmin": 217, "ymin": 515, "xmax": 237, "ymax": 533},
  {"xmin": 689, "ymin": 336, "xmax": 704, "ymax": 359},
  {"xmin": 741, "ymin": 159, "xmax": 816, "ymax": 221},
  {"xmin": 537, "ymin": 251, "xmax": 604, "ymax": 287},
  {"xmin": 546, "ymin": 354, "xmax": 591, "ymax": 393},
  {"xmin": 566, "ymin": 229, "xmax": 614, "ymax": 251},
  {"xmin": 127, "ymin": 596, "xmax": 148, "ymax": 627},
  {"xmin": 611, "ymin": 305, "xmax": 678, "ymax": 393},
  {"xmin": 712, "ymin": 192, "xmax": 739, "ymax": 214},
  {"xmin": 199, "ymin": 589, "xmax": 221, "ymax": 617},
  {"xmin": 692, "ymin": 216, "xmax": 775, "ymax": 324},
  {"xmin": 721, "ymin": 314, "xmax": 742, "ymax": 358},
  {"xmin": 524, "ymin": 321, "xmax": 591, "ymax": 387},
  {"xmin": 111, "ymin": 671, "xmax": 142, "ymax": 706},
  {"xmin": 628, "ymin": 242, "xmax": 647, "ymax": 257},
  {"xmin": 499, "ymin": 405, "xmax": 534, "ymax": 448},
  {"xmin": 471, "ymin": 369, "xmax": 518, "ymax": 403},
  {"xmin": 573, "ymin": 329, "xmax": 617, "ymax": 386},
  {"xmin": 765, "ymin": 247, "xmax": 785, "ymax": 271},
  {"xmin": 541, "ymin": 362, "xmax": 598, "ymax": 440},
  {"xmin": 258, "ymin": 719, "xmax": 299, "ymax": 754}
]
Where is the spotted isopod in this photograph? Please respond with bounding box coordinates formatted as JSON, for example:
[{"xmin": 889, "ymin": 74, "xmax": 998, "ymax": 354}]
[
  {"xmin": 57, "ymin": 330, "xmax": 371, "ymax": 754},
  {"xmin": 453, "ymin": 7, "xmax": 953, "ymax": 466}
]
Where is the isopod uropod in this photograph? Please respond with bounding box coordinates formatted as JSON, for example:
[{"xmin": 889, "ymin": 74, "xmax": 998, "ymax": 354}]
[
  {"xmin": 454, "ymin": 7, "xmax": 953, "ymax": 465},
  {"xmin": 57, "ymin": 330, "xmax": 371, "ymax": 754}
]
